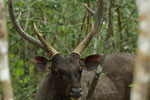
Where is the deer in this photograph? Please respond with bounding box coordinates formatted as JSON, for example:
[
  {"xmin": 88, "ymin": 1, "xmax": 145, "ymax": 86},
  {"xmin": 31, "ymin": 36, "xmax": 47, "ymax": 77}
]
[{"xmin": 8, "ymin": 0, "xmax": 136, "ymax": 100}]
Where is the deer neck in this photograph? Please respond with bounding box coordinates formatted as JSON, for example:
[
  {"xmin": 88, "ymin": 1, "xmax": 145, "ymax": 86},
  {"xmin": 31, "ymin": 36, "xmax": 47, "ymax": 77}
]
[{"xmin": 50, "ymin": 73, "xmax": 71, "ymax": 100}]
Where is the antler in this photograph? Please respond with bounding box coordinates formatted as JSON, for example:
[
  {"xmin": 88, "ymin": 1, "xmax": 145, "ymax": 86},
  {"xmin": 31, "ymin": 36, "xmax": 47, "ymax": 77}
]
[
  {"xmin": 73, "ymin": 0, "xmax": 103, "ymax": 55},
  {"xmin": 8, "ymin": 0, "xmax": 59, "ymax": 56},
  {"xmin": 33, "ymin": 23, "xmax": 59, "ymax": 56}
]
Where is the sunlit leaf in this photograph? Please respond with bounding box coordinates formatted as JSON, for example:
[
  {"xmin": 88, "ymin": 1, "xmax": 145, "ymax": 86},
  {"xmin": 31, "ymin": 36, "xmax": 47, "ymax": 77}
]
[
  {"xmin": 128, "ymin": 84, "xmax": 134, "ymax": 87},
  {"xmin": 19, "ymin": 2, "xmax": 23, "ymax": 7}
]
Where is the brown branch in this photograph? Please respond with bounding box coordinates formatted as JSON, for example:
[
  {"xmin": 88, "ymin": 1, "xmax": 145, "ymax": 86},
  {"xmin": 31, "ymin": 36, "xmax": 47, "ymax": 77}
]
[
  {"xmin": 85, "ymin": 3, "xmax": 91, "ymax": 35},
  {"xmin": 105, "ymin": 0, "xmax": 115, "ymax": 41},
  {"xmin": 117, "ymin": 6, "xmax": 123, "ymax": 52},
  {"xmin": 105, "ymin": 0, "xmax": 115, "ymax": 51},
  {"xmin": 77, "ymin": 10, "xmax": 87, "ymax": 45},
  {"xmin": 83, "ymin": 3, "xmax": 95, "ymax": 17},
  {"xmin": 122, "ymin": 8, "xmax": 137, "ymax": 31},
  {"xmin": 104, "ymin": 0, "xmax": 115, "ymax": 51}
]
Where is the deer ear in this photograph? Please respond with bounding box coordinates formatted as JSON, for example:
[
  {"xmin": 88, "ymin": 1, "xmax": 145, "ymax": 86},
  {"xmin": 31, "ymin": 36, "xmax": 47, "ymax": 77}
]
[
  {"xmin": 34, "ymin": 56, "xmax": 52, "ymax": 72},
  {"xmin": 81, "ymin": 54, "xmax": 100, "ymax": 71}
]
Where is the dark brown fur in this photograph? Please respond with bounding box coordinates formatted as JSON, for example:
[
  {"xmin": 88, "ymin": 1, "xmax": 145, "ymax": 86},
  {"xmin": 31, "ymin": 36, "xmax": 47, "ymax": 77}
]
[
  {"xmin": 35, "ymin": 53, "xmax": 82, "ymax": 100},
  {"xmin": 34, "ymin": 53, "xmax": 135, "ymax": 100}
]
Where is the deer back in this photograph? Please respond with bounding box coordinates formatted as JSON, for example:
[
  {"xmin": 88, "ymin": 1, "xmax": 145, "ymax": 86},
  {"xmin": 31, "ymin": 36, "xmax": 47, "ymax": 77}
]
[{"xmin": 81, "ymin": 53, "xmax": 136, "ymax": 100}]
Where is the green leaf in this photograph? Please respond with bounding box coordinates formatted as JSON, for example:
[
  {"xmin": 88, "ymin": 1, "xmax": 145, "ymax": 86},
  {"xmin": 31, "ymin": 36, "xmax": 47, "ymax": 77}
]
[
  {"xmin": 128, "ymin": 84, "xmax": 134, "ymax": 87},
  {"xmin": 15, "ymin": 68, "xmax": 24, "ymax": 76},
  {"xmin": 19, "ymin": 2, "xmax": 23, "ymax": 7}
]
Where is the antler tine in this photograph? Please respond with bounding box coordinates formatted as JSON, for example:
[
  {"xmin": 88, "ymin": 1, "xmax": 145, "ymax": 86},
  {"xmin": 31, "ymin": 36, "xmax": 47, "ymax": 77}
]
[
  {"xmin": 33, "ymin": 23, "xmax": 59, "ymax": 57},
  {"xmin": 8, "ymin": 0, "xmax": 44, "ymax": 49},
  {"xmin": 73, "ymin": 24, "xmax": 94, "ymax": 55},
  {"xmin": 73, "ymin": 0, "xmax": 103, "ymax": 55}
]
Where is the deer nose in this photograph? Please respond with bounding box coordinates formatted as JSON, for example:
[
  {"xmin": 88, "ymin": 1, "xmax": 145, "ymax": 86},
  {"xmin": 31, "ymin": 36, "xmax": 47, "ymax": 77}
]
[{"xmin": 70, "ymin": 85, "xmax": 83, "ymax": 98}]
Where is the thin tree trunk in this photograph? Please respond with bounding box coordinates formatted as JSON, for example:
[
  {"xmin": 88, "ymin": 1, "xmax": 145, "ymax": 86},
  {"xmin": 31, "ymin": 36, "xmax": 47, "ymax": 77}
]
[
  {"xmin": 105, "ymin": 0, "xmax": 115, "ymax": 41},
  {"xmin": 130, "ymin": 0, "xmax": 150, "ymax": 100},
  {"xmin": 0, "ymin": 0, "xmax": 14, "ymax": 100},
  {"xmin": 117, "ymin": 6, "xmax": 123, "ymax": 52},
  {"xmin": 104, "ymin": 0, "xmax": 115, "ymax": 53}
]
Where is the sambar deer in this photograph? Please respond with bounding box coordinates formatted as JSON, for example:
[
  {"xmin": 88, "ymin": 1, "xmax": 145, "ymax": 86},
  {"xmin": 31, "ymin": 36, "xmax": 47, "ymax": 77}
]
[{"xmin": 8, "ymin": 0, "xmax": 136, "ymax": 100}]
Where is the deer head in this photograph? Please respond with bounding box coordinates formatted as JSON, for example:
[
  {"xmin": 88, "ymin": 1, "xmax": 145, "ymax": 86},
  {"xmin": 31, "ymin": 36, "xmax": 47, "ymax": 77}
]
[{"xmin": 8, "ymin": 0, "xmax": 103, "ymax": 99}]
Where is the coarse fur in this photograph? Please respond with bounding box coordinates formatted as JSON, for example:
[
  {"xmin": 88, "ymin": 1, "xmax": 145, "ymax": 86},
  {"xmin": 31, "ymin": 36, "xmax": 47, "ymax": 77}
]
[
  {"xmin": 35, "ymin": 53, "xmax": 136, "ymax": 100},
  {"xmin": 81, "ymin": 53, "xmax": 136, "ymax": 100},
  {"xmin": 35, "ymin": 53, "xmax": 83, "ymax": 100}
]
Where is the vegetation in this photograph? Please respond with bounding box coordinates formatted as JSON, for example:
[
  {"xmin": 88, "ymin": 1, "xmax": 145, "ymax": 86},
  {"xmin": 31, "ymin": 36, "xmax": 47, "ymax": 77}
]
[{"xmin": 0, "ymin": 0, "xmax": 138, "ymax": 100}]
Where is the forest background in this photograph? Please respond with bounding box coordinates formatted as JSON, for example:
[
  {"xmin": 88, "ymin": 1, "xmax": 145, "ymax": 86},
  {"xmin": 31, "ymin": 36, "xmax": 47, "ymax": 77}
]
[{"xmin": 0, "ymin": 0, "xmax": 138, "ymax": 100}]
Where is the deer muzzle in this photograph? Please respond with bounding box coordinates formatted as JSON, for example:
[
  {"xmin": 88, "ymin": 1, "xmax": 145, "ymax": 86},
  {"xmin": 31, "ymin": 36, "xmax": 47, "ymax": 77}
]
[{"xmin": 69, "ymin": 85, "xmax": 83, "ymax": 99}]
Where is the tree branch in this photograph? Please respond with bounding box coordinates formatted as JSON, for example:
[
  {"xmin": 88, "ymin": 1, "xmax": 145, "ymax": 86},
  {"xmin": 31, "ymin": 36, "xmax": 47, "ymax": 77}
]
[{"xmin": 83, "ymin": 3, "xmax": 95, "ymax": 17}]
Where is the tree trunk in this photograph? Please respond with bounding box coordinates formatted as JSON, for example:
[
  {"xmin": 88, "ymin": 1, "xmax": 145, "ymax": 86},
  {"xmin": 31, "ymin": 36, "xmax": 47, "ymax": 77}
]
[
  {"xmin": 0, "ymin": 0, "xmax": 14, "ymax": 100},
  {"xmin": 130, "ymin": 0, "xmax": 150, "ymax": 100}
]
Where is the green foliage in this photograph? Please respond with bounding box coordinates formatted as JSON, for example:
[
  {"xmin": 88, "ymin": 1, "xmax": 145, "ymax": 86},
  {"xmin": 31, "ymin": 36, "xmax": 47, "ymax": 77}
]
[
  {"xmin": 78, "ymin": 0, "xmax": 96, "ymax": 3},
  {"xmin": 128, "ymin": 84, "xmax": 135, "ymax": 87},
  {"xmin": 1, "ymin": 0, "xmax": 139, "ymax": 99}
]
